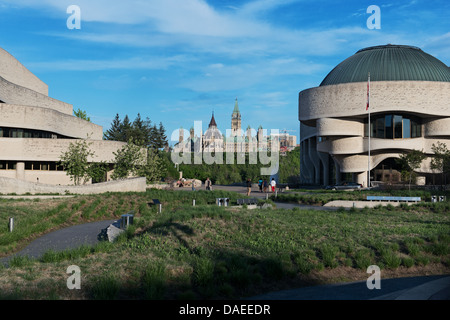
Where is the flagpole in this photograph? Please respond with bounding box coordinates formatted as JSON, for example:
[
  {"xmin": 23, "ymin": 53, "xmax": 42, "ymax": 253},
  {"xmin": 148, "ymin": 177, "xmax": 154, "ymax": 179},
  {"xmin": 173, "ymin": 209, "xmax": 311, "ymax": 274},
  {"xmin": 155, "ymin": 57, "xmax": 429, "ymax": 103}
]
[{"xmin": 367, "ymin": 72, "xmax": 371, "ymax": 189}]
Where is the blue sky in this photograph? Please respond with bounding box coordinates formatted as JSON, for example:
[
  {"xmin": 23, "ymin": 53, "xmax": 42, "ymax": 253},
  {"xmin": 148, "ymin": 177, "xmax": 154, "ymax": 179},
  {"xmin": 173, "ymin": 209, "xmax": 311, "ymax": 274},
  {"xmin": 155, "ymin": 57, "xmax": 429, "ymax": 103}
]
[{"xmin": 1, "ymin": 0, "xmax": 449, "ymax": 146}]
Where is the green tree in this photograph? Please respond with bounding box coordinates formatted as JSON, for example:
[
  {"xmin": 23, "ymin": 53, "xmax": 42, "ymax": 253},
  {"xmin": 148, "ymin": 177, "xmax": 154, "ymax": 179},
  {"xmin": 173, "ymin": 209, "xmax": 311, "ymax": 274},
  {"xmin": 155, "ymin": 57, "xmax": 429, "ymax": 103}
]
[
  {"xmin": 89, "ymin": 161, "xmax": 109, "ymax": 184},
  {"xmin": 59, "ymin": 139, "xmax": 95, "ymax": 185},
  {"xmin": 74, "ymin": 108, "xmax": 91, "ymax": 122},
  {"xmin": 430, "ymin": 141, "xmax": 450, "ymax": 187},
  {"xmin": 104, "ymin": 113, "xmax": 123, "ymax": 141},
  {"xmin": 111, "ymin": 139, "xmax": 146, "ymax": 180},
  {"xmin": 137, "ymin": 149, "xmax": 166, "ymax": 183},
  {"xmin": 154, "ymin": 122, "xmax": 168, "ymax": 150},
  {"xmin": 104, "ymin": 114, "xmax": 168, "ymax": 150},
  {"xmin": 397, "ymin": 149, "xmax": 426, "ymax": 190}
]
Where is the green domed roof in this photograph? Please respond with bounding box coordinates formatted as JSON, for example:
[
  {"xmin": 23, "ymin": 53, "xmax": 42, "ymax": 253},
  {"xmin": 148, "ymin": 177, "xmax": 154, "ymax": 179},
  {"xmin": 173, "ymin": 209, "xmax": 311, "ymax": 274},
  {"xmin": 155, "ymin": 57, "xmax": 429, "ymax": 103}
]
[{"xmin": 320, "ymin": 44, "xmax": 450, "ymax": 86}]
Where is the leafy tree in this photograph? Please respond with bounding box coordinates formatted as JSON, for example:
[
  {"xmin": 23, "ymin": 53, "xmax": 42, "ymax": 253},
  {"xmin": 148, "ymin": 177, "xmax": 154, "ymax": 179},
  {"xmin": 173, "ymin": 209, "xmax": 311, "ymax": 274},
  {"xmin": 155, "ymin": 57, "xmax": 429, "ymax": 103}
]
[
  {"xmin": 111, "ymin": 139, "xmax": 146, "ymax": 180},
  {"xmin": 59, "ymin": 139, "xmax": 95, "ymax": 185},
  {"xmin": 89, "ymin": 161, "xmax": 109, "ymax": 184},
  {"xmin": 137, "ymin": 149, "xmax": 166, "ymax": 183},
  {"xmin": 397, "ymin": 149, "xmax": 426, "ymax": 190},
  {"xmin": 430, "ymin": 141, "xmax": 450, "ymax": 187},
  {"xmin": 74, "ymin": 108, "xmax": 91, "ymax": 122}
]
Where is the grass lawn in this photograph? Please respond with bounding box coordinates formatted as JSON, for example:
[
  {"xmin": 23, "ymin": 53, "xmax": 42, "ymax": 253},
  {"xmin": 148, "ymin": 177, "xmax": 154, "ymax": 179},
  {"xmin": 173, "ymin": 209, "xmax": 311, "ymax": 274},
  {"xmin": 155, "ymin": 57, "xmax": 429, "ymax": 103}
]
[{"xmin": 0, "ymin": 188, "xmax": 449, "ymax": 300}]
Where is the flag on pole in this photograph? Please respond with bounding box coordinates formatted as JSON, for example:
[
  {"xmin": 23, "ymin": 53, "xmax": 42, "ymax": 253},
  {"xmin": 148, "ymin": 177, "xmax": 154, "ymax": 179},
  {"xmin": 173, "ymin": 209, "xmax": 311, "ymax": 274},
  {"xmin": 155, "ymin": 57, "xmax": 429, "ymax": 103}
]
[{"xmin": 366, "ymin": 73, "xmax": 370, "ymax": 111}]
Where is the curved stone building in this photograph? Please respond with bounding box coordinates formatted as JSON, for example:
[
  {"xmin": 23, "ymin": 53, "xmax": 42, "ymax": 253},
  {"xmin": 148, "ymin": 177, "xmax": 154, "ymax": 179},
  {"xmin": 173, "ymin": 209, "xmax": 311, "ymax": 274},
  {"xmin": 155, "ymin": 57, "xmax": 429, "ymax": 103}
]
[
  {"xmin": 0, "ymin": 47, "xmax": 126, "ymax": 186},
  {"xmin": 299, "ymin": 44, "xmax": 450, "ymax": 187}
]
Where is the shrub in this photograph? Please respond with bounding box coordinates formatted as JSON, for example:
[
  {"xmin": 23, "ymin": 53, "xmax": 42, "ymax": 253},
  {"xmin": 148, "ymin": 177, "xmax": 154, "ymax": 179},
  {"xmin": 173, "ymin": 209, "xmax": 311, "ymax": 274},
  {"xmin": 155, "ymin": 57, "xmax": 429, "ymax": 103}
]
[
  {"xmin": 90, "ymin": 274, "xmax": 120, "ymax": 300},
  {"xmin": 402, "ymin": 257, "xmax": 415, "ymax": 268},
  {"xmin": 192, "ymin": 257, "xmax": 214, "ymax": 287},
  {"xmin": 142, "ymin": 263, "xmax": 166, "ymax": 300},
  {"xmin": 320, "ymin": 245, "xmax": 339, "ymax": 268},
  {"xmin": 382, "ymin": 250, "xmax": 401, "ymax": 269},
  {"xmin": 355, "ymin": 249, "xmax": 374, "ymax": 270}
]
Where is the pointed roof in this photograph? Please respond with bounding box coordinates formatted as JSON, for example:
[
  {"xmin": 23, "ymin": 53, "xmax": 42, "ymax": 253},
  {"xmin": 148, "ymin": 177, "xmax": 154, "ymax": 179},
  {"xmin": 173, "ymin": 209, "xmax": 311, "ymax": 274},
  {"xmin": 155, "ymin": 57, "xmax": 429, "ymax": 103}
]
[
  {"xmin": 208, "ymin": 111, "xmax": 217, "ymax": 128},
  {"xmin": 232, "ymin": 98, "xmax": 240, "ymax": 114}
]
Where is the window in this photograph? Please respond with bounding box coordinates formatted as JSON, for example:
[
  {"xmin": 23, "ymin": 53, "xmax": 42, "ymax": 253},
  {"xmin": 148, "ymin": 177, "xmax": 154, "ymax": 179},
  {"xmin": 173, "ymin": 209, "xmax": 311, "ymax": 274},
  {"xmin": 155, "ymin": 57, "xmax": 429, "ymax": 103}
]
[
  {"xmin": 385, "ymin": 115, "xmax": 393, "ymax": 139},
  {"xmin": 376, "ymin": 118, "xmax": 385, "ymax": 138},
  {"xmin": 0, "ymin": 127, "xmax": 72, "ymax": 139},
  {"xmin": 24, "ymin": 161, "xmax": 63, "ymax": 171},
  {"xmin": 403, "ymin": 118, "xmax": 411, "ymax": 139},
  {"xmin": 411, "ymin": 121, "xmax": 421, "ymax": 138},
  {"xmin": 394, "ymin": 115, "xmax": 403, "ymax": 139},
  {"xmin": 366, "ymin": 114, "xmax": 421, "ymax": 139}
]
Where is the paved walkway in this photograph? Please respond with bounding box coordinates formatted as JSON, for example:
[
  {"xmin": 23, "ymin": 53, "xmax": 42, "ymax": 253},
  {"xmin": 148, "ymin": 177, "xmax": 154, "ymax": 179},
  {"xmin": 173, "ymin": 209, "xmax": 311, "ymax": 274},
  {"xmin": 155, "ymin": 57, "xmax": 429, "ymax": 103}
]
[
  {"xmin": 247, "ymin": 275, "xmax": 450, "ymax": 300},
  {"xmin": 0, "ymin": 219, "xmax": 116, "ymax": 267}
]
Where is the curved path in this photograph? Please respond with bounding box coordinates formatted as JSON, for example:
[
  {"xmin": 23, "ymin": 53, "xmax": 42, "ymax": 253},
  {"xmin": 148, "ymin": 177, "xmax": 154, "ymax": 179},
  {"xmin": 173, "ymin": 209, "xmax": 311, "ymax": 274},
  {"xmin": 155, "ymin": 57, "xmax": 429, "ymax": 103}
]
[{"xmin": 1, "ymin": 219, "xmax": 116, "ymax": 267}]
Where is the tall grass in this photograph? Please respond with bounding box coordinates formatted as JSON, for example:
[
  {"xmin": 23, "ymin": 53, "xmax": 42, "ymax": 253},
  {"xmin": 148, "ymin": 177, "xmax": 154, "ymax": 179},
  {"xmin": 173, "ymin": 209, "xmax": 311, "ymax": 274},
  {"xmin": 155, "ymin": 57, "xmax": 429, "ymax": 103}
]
[{"xmin": 0, "ymin": 188, "xmax": 448, "ymax": 300}]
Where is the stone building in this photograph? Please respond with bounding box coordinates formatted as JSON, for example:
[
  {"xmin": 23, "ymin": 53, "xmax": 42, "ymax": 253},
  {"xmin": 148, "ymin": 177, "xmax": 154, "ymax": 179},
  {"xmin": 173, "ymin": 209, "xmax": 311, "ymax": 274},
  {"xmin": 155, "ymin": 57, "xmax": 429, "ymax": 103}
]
[
  {"xmin": 0, "ymin": 47, "xmax": 126, "ymax": 185},
  {"xmin": 174, "ymin": 98, "xmax": 296, "ymax": 155},
  {"xmin": 299, "ymin": 44, "xmax": 450, "ymax": 187}
]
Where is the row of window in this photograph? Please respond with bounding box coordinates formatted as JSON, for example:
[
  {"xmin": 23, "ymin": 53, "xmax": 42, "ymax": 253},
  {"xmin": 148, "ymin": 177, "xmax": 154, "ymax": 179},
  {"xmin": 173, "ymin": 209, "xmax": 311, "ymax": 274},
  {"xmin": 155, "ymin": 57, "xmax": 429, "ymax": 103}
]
[
  {"xmin": 364, "ymin": 114, "xmax": 422, "ymax": 139},
  {"xmin": 0, "ymin": 161, "xmax": 64, "ymax": 171},
  {"xmin": 0, "ymin": 127, "xmax": 70, "ymax": 139}
]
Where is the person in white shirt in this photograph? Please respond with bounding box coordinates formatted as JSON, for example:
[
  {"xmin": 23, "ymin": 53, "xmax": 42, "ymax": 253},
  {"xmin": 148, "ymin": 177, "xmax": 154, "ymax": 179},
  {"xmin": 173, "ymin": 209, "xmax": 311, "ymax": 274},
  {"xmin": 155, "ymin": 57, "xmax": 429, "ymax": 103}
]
[{"xmin": 270, "ymin": 178, "xmax": 276, "ymax": 193}]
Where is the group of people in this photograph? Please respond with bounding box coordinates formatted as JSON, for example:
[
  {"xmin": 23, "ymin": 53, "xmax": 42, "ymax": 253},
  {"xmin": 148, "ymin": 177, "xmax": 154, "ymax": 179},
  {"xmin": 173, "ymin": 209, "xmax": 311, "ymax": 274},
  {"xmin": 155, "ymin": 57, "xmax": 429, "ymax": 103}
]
[
  {"xmin": 245, "ymin": 178, "xmax": 276, "ymax": 196},
  {"xmin": 201, "ymin": 177, "xmax": 277, "ymax": 196}
]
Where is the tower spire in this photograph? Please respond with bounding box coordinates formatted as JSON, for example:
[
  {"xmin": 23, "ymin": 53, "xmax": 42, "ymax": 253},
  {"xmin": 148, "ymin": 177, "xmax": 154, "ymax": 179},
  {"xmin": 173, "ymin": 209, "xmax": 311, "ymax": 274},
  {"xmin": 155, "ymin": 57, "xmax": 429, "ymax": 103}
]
[
  {"xmin": 208, "ymin": 110, "xmax": 217, "ymax": 128},
  {"xmin": 233, "ymin": 97, "xmax": 240, "ymax": 114}
]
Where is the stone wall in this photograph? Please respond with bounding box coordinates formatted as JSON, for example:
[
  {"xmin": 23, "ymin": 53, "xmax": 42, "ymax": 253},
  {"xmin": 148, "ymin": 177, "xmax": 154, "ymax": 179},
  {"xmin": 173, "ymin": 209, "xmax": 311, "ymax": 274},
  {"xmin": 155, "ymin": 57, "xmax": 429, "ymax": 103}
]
[
  {"xmin": 0, "ymin": 138, "xmax": 126, "ymax": 162},
  {"xmin": 0, "ymin": 104, "xmax": 103, "ymax": 140},
  {"xmin": 0, "ymin": 76, "xmax": 72, "ymax": 115},
  {"xmin": 299, "ymin": 81, "xmax": 450, "ymax": 122},
  {"xmin": 0, "ymin": 47, "xmax": 48, "ymax": 96},
  {"xmin": 0, "ymin": 176, "xmax": 147, "ymax": 195}
]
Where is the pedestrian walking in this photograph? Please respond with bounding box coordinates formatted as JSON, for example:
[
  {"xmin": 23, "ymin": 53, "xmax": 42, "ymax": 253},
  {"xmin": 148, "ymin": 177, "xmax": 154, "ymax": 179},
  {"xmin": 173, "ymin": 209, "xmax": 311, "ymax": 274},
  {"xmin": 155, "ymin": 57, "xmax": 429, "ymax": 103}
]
[
  {"xmin": 270, "ymin": 178, "xmax": 276, "ymax": 193},
  {"xmin": 258, "ymin": 178, "xmax": 263, "ymax": 192},
  {"xmin": 246, "ymin": 178, "xmax": 252, "ymax": 196},
  {"xmin": 205, "ymin": 177, "xmax": 212, "ymax": 191},
  {"xmin": 263, "ymin": 179, "xmax": 268, "ymax": 193}
]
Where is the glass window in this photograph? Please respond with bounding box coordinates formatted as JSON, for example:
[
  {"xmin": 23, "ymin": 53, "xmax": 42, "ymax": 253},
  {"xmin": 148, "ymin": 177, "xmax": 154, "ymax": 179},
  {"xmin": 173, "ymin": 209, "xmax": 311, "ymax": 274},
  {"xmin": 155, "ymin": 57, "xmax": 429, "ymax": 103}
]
[
  {"xmin": 403, "ymin": 118, "xmax": 411, "ymax": 139},
  {"xmin": 411, "ymin": 121, "xmax": 421, "ymax": 138},
  {"xmin": 25, "ymin": 162, "xmax": 32, "ymax": 170},
  {"xmin": 32, "ymin": 162, "xmax": 40, "ymax": 170},
  {"xmin": 376, "ymin": 118, "xmax": 385, "ymax": 138},
  {"xmin": 394, "ymin": 115, "xmax": 403, "ymax": 139},
  {"xmin": 385, "ymin": 115, "xmax": 393, "ymax": 139},
  {"xmin": 7, "ymin": 161, "xmax": 16, "ymax": 170}
]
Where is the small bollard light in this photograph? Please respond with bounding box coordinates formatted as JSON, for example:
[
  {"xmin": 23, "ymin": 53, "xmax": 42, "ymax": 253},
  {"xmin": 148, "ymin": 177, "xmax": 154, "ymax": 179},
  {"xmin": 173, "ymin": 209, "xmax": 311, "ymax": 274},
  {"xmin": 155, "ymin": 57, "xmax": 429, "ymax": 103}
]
[
  {"xmin": 193, "ymin": 199, "xmax": 196, "ymax": 206},
  {"xmin": 9, "ymin": 217, "xmax": 14, "ymax": 232},
  {"xmin": 159, "ymin": 203, "xmax": 162, "ymax": 213}
]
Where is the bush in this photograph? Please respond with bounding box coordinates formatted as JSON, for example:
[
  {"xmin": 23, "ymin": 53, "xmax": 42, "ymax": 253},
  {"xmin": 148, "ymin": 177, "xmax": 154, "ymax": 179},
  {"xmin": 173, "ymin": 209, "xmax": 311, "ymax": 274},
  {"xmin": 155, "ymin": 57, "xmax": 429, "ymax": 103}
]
[
  {"xmin": 319, "ymin": 245, "xmax": 339, "ymax": 268},
  {"xmin": 90, "ymin": 274, "xmax": 120, "ymax": 300},
  {"xmin": 142, "ymin": 263, "xmax": 166, "ymax": 300},
  {"xmin": 192, "ymin": 257, "xmax": 214, "ymax": 287},
  {"xmin": 355, "ymin": 249, "xmax": 374, "ymax": 270}
]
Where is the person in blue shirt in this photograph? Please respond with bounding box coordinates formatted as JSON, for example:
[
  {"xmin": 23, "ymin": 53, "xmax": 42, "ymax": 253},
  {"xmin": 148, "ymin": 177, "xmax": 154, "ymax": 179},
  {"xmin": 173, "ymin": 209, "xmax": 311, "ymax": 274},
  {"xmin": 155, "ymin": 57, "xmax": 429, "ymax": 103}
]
[{"xmin": 258, "ymin": 178, "xmax": 263, "ymax": 193}]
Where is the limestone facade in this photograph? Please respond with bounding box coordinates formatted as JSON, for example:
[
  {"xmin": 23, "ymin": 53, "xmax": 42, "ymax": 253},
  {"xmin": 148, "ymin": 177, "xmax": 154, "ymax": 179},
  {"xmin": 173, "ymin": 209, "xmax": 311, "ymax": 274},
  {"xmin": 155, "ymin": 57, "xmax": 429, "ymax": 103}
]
[
  {"xmin": 0, "ymin": 47, "xmax": 126, "ymax": 187},
  {"xmin": 299, "ymin": 46, "xmax": 450, "ymax": 187}
]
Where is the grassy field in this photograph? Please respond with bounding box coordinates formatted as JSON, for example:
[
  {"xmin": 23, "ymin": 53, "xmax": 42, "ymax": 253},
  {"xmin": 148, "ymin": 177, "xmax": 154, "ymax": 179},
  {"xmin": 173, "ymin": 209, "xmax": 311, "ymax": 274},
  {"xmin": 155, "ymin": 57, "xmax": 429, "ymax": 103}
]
[{"xmin": 0, "ymin": 188, "xmax": 449, "ymax": 300}]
